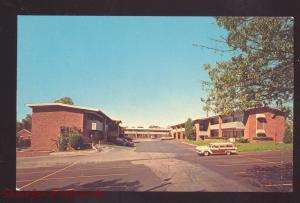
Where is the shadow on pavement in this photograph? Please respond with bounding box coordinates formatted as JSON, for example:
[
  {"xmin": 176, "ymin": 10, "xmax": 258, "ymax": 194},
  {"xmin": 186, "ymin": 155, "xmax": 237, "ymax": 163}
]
[{"xmin": 47, "ymin": 178, "xmax": 143, "ymax": 191}]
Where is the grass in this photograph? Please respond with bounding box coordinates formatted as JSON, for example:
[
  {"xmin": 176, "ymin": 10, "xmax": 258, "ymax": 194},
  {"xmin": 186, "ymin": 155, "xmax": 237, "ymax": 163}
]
[{"xmin": 185, "ymin": 139, "xmax": 293, "ymax": 152}]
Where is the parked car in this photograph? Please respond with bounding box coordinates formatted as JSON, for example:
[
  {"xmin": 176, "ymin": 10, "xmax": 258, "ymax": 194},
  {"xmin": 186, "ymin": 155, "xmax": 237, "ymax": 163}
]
[
  {"xmin": 151, "ymin": 135, "xmax": 157, "ymax": 139},
  {"xmin": 113, "ymin": 137, "xmax": 135, "ymax": 147},
  {"xmin": 119, "ymin": 134, "xmax": 133, "ymax": 142},
  {"xmin": 122, "ymin": 138, "xmax": 135, "ymax": 147},
  {"xmin": 196, "ymin": 142, "xmax": 237, "ymax": 156},
  {"xmin": 124, "ymin": 136, "xmax": 133, "ymax": 142}
]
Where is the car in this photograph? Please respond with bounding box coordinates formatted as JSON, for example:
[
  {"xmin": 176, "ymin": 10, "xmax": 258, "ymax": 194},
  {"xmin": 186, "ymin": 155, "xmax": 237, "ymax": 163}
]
[
  {"xmin": 121, "ymin": 138, "xmax": 135, "ymax": 147},
  {"xmin": 113, "ymin": 137, "xmax": 135, "ymax": 147},
  {"xmin": 151, "ymin": 135, "xmax": 157, "ymax": 139},
  {"xmin": 113, "ymin": 137, "xmax": 126, "ymax": 146},
  {"xmin": 196, "ymin": 142, "xmax": 237, "ymax": 156}
]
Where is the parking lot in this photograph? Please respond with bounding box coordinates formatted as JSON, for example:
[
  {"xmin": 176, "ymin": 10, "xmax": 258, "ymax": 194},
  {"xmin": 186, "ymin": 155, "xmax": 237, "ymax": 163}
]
[{"xmin": 16, "ymin": 140, "xmax": 293, "ymax": 191}]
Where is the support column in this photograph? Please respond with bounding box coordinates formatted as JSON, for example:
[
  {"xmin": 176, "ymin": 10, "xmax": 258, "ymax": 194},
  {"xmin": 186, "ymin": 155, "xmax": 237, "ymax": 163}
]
[
  {"xmin": 207, "ymin": 121, "xmax": 211, "ymax": 137},
  {"xmin": 218, "ymin": 116, "xmax": 222, "ymax": 138},
  {"xmin": 195, "ymin": 123, "xmax": 200, "ymax": 141},
  {"xmin": 180, "ymin": 126, "xmax": 183, "ymax": 140},
  {"xmin": 104, "ymin": 117, "xmax": 107, "ymax": 142}
]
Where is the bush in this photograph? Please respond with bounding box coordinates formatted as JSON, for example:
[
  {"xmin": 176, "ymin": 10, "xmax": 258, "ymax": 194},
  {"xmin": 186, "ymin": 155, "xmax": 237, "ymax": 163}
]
[
  {"xmin": 283, "ymin": 122, "xmax": 293, "ymax": 143},
  {"xmin": 57, "ymin": 134, "xmax": 68, "ymax": 151},
  {"xmin": 236, "ymin": 138, "xmax": 249, "ymax": 143},
  {"xmin": 253, "ymin": 136, "xmax": 273, "ymax": 141},
  {"xmin": 16, "ymin": 135, "xmax": 31, "ymax": 148},
  {"xmin": 69, "ymin": 133, "xmax": 83, "ymax": 150}
]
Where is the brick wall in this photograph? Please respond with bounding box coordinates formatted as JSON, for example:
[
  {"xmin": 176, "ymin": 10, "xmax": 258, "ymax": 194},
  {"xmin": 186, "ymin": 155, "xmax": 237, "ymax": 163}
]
[
  {"xmin": 31, "ymin": 106, "xmax": 84, "ymax": 151},
  {"xmin": 245, "ymin": 108, "xmax": 286, "ymax": 142}
]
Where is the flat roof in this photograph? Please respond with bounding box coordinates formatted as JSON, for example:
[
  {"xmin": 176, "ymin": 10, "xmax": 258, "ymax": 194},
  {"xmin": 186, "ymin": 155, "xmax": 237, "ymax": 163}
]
[
  {"xmin": 124, "ymin": 127, "xmax": 171, "ymax": 132},
  {"xmin": 26, "ymin": 103, "xmax": 120, "ymax": 122}
]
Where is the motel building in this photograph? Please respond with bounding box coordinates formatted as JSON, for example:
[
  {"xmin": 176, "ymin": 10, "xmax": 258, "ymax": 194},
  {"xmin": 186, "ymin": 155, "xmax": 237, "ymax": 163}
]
[
  {"xmin": 27, "ymin": 103, "xmax": 122, "ymax": 151},
  {"xmin": 124, "ymin": 127, "xmax": 171, "ymax": 139},
  {"xmin": 170, "ymin": 107, "xmax": 287, "ymax": 143}
]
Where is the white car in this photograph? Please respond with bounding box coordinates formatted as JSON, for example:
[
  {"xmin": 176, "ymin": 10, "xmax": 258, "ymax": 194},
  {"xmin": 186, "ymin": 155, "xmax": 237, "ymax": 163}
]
[{"xmin": 196, "ymin": 142, "xmax": 237, "ymax": 156}]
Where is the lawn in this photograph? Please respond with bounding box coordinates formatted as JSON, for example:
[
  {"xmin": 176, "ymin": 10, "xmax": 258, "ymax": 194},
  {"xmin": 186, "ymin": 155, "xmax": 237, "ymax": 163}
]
[{"xmin": 185, "ymin": 139, "xmax": 293, "ymax": 152}]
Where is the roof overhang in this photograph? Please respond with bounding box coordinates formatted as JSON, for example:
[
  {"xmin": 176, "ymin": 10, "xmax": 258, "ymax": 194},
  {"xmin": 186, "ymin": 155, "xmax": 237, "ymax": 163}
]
[{"xmin": 26, "ymin": 103, "xmax": 120, "ymax": 123}]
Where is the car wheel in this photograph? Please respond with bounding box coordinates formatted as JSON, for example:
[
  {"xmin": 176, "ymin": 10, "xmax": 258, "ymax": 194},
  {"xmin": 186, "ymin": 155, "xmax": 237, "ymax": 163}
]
[
  {"xmin": 204, "ymin": 151, "xmax": 209, "ymax": 156},
  {"xmin": 226, "ymin": 151, "xmax": 231, "ymax": 155}
]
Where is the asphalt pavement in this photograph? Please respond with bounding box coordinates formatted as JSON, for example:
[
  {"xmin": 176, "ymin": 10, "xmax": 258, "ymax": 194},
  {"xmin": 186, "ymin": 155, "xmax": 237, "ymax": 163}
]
[{"xmin": 16, "ymin": 139, "xmax": 293, "ymax": 191}]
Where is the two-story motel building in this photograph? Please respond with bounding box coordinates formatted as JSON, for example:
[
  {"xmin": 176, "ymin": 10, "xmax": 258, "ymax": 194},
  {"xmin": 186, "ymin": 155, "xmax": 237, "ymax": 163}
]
[
  {"xmin": 27, "ymin": 103, "xmax": 122, "ymax": 151},
  {"xmin": 124, "ymin": 127, "xmax": 171, "ymax": 139},
  {"xmin": 170, "ymin": 107, "xmax": 286, "ymax": 143}
]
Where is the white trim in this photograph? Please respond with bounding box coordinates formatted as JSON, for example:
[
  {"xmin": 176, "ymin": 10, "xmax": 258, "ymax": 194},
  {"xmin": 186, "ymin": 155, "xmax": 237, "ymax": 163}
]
[
  {"xmin": 26, "ymin": 103, "xmax": 120, "ymax": 122},
  {"xmin": 26, "ymin": 103, "xmax": 100, "ymax": 112}
]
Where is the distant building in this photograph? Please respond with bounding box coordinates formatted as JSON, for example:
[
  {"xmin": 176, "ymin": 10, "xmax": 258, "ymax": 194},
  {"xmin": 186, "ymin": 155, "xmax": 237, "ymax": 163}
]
[
  {"xmin": 170, "ymin": 107, "xmax": 286, "ymax": 143},
  {"xmin": 124, "ymin": 127, "xmax": 171, "ymax": 139},
  {"xmin": 17, "ymin": 129, "xmax": 31, "ymax": 140},
  {"xmin": 27, "ymin": 103, "xmax": 122, "ymax": 151}
]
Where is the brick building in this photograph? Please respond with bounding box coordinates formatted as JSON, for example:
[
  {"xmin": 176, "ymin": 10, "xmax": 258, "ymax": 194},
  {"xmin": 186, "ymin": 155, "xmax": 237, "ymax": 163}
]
[
  {"xmin": 27, "ymin": 103, "xmax": 122, "ymax": 151},
  {"xmin": 170, "ymin": 107, "xmax": 286, "ymax": 143},
  {"xmin": 124, "ymin": 127, "xmax": 171, "ymax": 139},
  {"xmin": 17, "ymin": 129, "xmax": 32, "ymax": 140}
]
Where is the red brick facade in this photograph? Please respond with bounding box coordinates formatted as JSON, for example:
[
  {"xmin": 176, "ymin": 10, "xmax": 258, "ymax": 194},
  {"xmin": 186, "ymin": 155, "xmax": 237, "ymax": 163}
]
[
  {"xmin": 171, "ymin": 107, "xmax": 286, "ymax": 143},
  {"xmin": 31, "ymin": 106, "xmax": 84, "ymax": 151},
  {"xmin": 17, "ymin": 129, "xmax": 32, "ymax": 139},
  {"xmin": 244, "ymin": 108, "xmax": 285, "ymax": 143}
]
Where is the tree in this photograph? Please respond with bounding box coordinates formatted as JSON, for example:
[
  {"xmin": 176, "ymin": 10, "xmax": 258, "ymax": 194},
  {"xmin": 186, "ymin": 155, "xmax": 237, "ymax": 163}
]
[
  {"xmin": 283, "ymin": 121, "xmax": 293, "ymax": 144},
  {"xmin": 21, "ymin": 114, "xmax": 32, "ymax": 131},
  {"xmin": 149, "ymin": 125, "xmax": 161, "ymax": 129},
  {"xmin": 199, "ymin": 17, "xmax": 293, "ymax": 115},
  {"xmin": 16, "ymin": 121, "xmax": 23, "ymax": 132},
  {"xmin": 16, "ymin": 114, "xmax": 32, "ymax": 132},
  {"xmin": 184, "ymin": 118, "xmax": 194, "ymax": 140},
  {"xmin": 54, "ymin": 97, "xmax": 74, "ymax": 105}
]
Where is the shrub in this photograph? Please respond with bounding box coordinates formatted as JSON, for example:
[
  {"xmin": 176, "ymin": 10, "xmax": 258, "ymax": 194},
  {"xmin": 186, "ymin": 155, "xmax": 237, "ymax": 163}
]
[
  {"xmin": 236, "ymin": 138, "xmax": 249, "ymax": 143},
  {"xmin": 16, "ymin": 135, "xmax": 31, "ymax": 148},
  {"xmin": 253, "ymin": 136, "xmax": 273, "ymax": 141},
  {"xmin": 69, "ymin": 133, "xmax": 83, "ymax": 150},
  {"xmin": 57, "ymin": 134, "xmax": 68, "ymax": 151},
  {"xmin": 283, "ymin": 122, "xmax": 293, "ymax": 144}
]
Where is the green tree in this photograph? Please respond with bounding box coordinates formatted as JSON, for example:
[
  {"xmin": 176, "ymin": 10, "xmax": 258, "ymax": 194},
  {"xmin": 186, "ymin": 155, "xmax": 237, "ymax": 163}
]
[
  {"xmin": 283, "ymin": 121, "xmax": 293, "ymax": 144},
  {"xmin": 54, "ymin": 97, "xmax": 74, "ymax": 105},
  {"xmin": 199, "ymin": 17, "xmax": 293, "ymax": 115},
  {"xmin": 16, "ymin": 121, "xmax": 23, "ymax": 132},
  {"xmin": 16, "ymin": 114, "xmax": 32, "ymax": 132},
  {"xmin": 21, "ymin": 114, "xmax": 32, "ymax": 131},
  {"xmin": 185, "ymin": 118, "xmax": 194, "ymax": 140},
  {"xmin": 149, "ymin": 125, "xmax": 161, "ymax": 129}
]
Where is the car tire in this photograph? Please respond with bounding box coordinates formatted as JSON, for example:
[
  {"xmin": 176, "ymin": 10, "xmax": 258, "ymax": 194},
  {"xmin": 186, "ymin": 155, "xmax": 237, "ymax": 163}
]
[
  {"xmin": 204, "ymin": 151, "xmax": 209, "ymax": 156},
  {"xmin": 226, "ymin": 151, "xmax": 231, "ymax": 155}
]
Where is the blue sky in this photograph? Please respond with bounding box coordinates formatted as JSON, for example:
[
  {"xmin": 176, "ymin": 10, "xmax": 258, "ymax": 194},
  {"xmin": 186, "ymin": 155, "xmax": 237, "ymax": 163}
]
[{"xmin": 17, "ymin": 16, "xmax": 232, "ymax": 127}]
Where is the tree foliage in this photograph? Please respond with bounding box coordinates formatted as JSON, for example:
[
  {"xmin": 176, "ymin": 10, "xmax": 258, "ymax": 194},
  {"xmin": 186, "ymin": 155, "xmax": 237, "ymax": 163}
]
[
  {"xmin": 149, "ymin": 125, "xmax": 161, "ymax": 129},
  {"xmin": 283, "ymin": 121, "xmax": 293, "ymax": 144},
  {"xmin": 16, "ymin": 114, "xmax": 32, "ymax": 132},
  {"xmin": 54, "ymin": 97, "xmax": 74, "ymax": 105},
  {"xmin": 201, "ymin": 17, "xmax": 293, "ymax": 115},
  {"xmin": 184, "ymin": 118, "xmax": 194, "ymax": 140}
]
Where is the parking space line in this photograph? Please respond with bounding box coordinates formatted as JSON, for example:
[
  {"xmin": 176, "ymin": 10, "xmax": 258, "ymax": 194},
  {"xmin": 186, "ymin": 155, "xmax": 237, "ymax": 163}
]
[
  {"xmin": 39, "ymin": 173, "xmax": 128, "ymax": 180},
  {"xmin": 216, "ymin": 162, "xmax": 282, "ymax": 167},
  {"xmin": 17, "ymin": 173, "xmax": 128, "ymax": 183},
  {"xmin": 235, "ymin": 154, "xmax": 279, "ymax": 165},
  {"xmin": 17, "ymin": 166, "xmax": 131, "ymax": 175},
  {"xmin": 18, "ymin": 160, "xmax": 80, "ymax": 190},
  {"xmin": 264, "ymin": 183, "xmax": 293, "ymax": 187}
]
